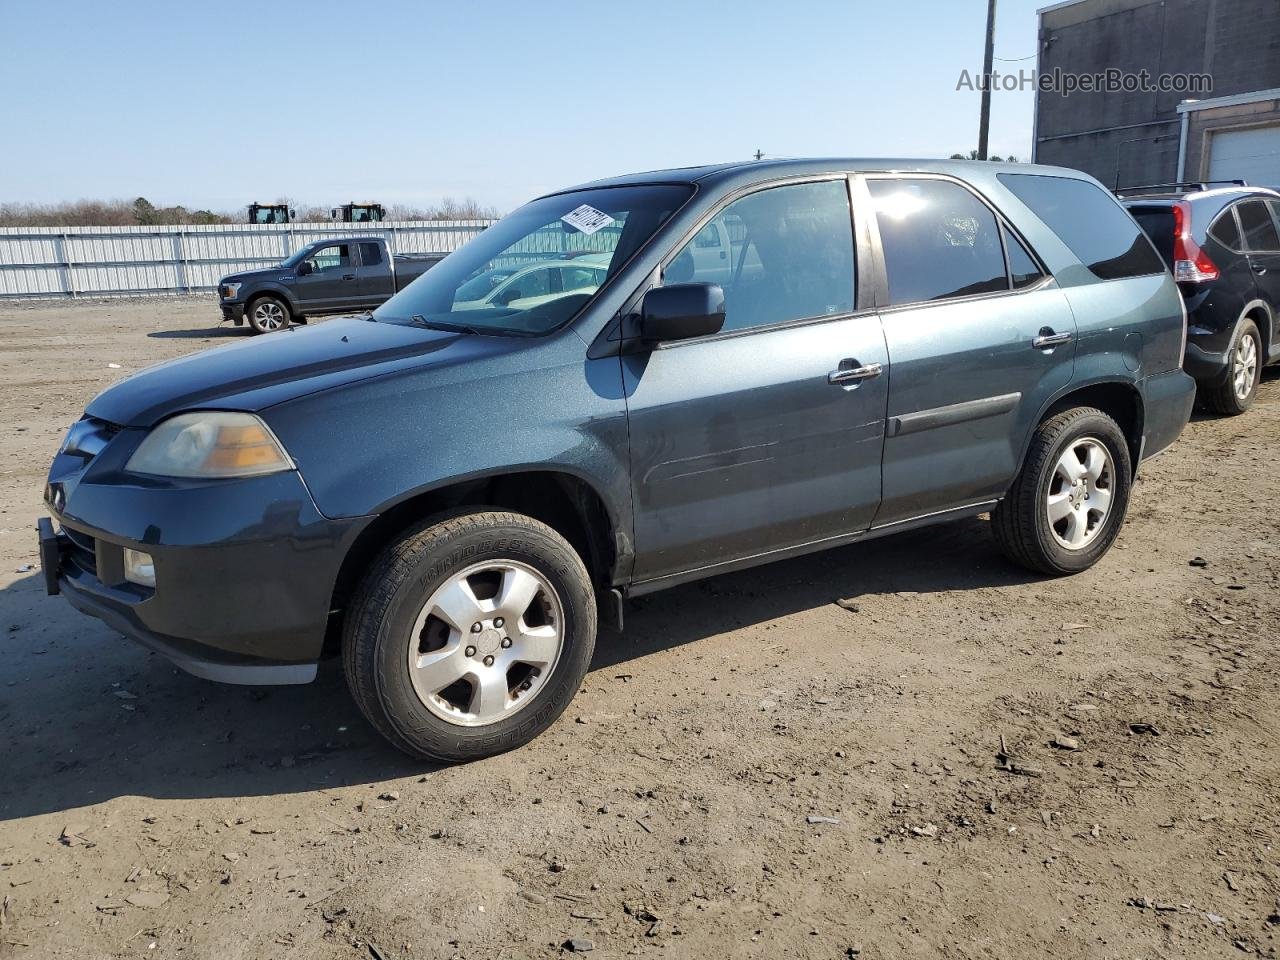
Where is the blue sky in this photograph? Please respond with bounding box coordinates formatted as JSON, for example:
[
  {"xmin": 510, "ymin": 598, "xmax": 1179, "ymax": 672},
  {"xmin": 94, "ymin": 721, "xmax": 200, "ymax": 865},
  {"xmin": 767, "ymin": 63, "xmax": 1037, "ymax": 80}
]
[{"xmin": 2, "ymin": 0, "xmax": 1044, "ymax": 213}]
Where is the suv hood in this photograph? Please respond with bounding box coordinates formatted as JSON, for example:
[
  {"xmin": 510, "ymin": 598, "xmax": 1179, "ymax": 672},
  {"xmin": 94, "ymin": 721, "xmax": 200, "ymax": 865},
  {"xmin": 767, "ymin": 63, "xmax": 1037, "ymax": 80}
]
[{"xmin": 86, "ymin": 317, "xmax": 502, "ymax": 428}]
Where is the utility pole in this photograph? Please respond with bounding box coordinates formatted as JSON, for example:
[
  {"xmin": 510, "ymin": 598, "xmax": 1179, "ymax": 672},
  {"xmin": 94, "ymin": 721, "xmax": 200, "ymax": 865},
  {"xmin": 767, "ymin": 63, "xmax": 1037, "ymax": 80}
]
[
  {"xmin": 977, "ymin": 0, "xmax": 997, "ymax": 160},
  {"xmin": 754, "ymin": 149, "xmax": 764, "ymax": 161}
]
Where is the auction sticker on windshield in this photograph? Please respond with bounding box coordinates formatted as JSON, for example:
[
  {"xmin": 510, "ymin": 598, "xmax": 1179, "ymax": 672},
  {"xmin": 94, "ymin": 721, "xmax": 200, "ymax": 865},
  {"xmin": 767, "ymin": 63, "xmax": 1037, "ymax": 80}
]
[{"xmin": 561, "ymin": 204, "xmax": 614, "ymax": 235}]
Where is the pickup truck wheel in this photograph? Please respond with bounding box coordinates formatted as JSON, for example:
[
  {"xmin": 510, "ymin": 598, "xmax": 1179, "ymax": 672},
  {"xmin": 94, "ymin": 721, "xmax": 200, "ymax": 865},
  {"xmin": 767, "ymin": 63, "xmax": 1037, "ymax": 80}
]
[
  {"xmin": 992, "ymin": 407, "xmax": 1132, "ymax": 575},
  {"xmin": 1200, "ymin": 318, "xmax": 1261, "ymax": 416},
  {"xmin": 342, "ymin": 510, "xmax": 597, "ymax": 762},
  {"xmin": 246, "ymin": 296, "xmax": 291, "ymax": 334}
]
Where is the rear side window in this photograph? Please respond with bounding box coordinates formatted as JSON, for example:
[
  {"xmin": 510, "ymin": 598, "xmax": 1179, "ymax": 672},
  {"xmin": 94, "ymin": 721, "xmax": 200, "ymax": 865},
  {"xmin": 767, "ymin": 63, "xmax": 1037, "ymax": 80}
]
[
  {"xmin": 1208, "ymin": 208, "xmax": 1243, "ymax": 250},
  {"xmin": 868, "ymin": 177, "xmax": 1007, "ymax": 305},
  {"xmin": 1004, "ymin": 225, "xmax": 1045, "ymax": 289},
  {"xmin": 999, "ymin": 173, "xmax": 1165, "ymax": 281},
  {"xmin": 1238, "ymin": 200, "xmax": 1280, "ymax": 252},
  {"xmin": 1127, "ymin": 206, "xmax": 1176, "ymax": 268},
  {"xmin": 665, "ymin": 179, "xmax": 855, "ymax": 332},
  {"xmin": 359, "ymin": 241, "xmax": 383, "ymax": 266}
]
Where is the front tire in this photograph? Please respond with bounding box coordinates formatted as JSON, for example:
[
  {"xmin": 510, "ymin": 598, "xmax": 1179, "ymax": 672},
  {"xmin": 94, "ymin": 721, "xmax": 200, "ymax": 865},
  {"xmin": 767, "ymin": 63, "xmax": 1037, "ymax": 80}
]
[
  {"xmin": 1200, "ymin": 318, "xmax": 1261, "ymax": 416},
  {"xmin": 343, "ymin": 510, "xmax": 597, "ymax": 762},
  {"xmin": 992, "ymin": 407, "xmax": 1132, "ymax": 575},
  {"xmin": 246, "ymin": 295, "xmax": 291, "ymax": 334}
]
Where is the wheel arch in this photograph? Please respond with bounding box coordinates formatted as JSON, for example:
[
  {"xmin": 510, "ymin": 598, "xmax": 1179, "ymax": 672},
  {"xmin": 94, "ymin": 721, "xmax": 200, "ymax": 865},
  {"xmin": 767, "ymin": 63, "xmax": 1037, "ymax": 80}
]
[
  {"xmin": 325, "ymin": 468, "xmax": 621, "ymax": 650},
  {"xmin": 245, "ymin": 286, "xmax": 297, "ymax": 317},
  {"xmin": 1015, "ymin": 379, "xmax": 1144, "ymax": 485},
  {"xmin": 1239, "ymin": 299, "xmax": 1273, "ymax": 355}
]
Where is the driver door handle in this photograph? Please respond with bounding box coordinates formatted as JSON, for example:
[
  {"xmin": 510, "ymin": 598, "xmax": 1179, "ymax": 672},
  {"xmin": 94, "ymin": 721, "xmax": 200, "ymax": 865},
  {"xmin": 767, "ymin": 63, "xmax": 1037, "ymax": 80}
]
[
  {"xmin": 342, "ymin": 273, "xmax": 357, "ymax": 281},
  {"xmin": 828, "ymin": 361, "xmax": 883, "ymax": 385},
  {"xmin": 1033, "ymin": 329, "xmax": 1072, "ymax": 349}
]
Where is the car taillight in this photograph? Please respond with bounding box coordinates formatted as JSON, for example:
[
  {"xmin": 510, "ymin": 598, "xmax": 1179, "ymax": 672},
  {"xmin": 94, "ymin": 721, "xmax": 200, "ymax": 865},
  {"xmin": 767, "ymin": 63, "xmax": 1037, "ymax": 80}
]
[{"xmin": 1171, "ymin": 200, "xmax": 1219, "ymax": 283}]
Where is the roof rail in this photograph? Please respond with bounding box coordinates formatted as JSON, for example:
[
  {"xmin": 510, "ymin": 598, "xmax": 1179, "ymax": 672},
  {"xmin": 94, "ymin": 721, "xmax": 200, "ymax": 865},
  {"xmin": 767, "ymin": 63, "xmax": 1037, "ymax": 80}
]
[{"xmin": 1117, "ymin": 179, "xmax": 1249, "ymax": 196}]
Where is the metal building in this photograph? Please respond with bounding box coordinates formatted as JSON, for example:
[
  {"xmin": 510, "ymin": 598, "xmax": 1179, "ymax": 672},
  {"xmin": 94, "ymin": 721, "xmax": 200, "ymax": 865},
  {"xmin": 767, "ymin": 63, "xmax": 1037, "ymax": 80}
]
[{"xmin": 1033, "ymin": 0, "xmax": 1280, "ymax": 189}]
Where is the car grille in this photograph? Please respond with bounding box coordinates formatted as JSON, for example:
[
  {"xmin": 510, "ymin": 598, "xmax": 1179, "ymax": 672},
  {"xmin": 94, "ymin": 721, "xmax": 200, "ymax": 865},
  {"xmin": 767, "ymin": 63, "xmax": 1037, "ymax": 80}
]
[{"xmin": 63, "ymin": 526, "xmax": 97, "ymax": 577}]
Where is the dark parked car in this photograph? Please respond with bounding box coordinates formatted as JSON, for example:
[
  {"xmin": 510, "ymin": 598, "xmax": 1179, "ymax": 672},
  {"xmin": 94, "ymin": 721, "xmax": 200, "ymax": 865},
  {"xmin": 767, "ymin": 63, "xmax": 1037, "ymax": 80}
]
[
  {"xmin": 218, "ymin": 237, "xmax": 445, "ymax": 334},
  {"xmin": 40, "ymin": 159, "xmax": 1194, "ymax": 761},
  {"xmin": 1122, "ymin": 182, "xmax": 1280, "ymax": 414}
]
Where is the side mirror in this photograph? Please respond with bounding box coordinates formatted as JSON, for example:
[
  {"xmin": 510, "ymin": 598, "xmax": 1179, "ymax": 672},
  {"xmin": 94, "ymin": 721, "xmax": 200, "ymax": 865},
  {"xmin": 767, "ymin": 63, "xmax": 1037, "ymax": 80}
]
[
  {"xmin": 297, "ymin": 260, "xmax": 313, "ymax": 276},
  {"xmin": 639, "ymin": 283, "xmax": 725, "ymax": 342}
]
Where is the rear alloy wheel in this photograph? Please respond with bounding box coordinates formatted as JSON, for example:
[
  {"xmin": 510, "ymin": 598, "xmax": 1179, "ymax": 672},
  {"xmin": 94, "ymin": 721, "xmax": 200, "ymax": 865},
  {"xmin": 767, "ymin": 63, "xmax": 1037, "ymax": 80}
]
[
  {"xmin": 992, "ymin": 406, "xmax": 1132, "ymax": 575},
  {"xmin": 1045, "ymin": 437, "xmax": 1115, "ymax": 552},
  {"xmin": 343, "ymin": 510, "xmax": 596, "ymax": 762},
  {"xmin": 1200, "ymin": 318, "xmax": 1261, "ymax": 416},
  {"xmin": 246, "ymin": 296, "xmax": 291, "ymax": 334}
]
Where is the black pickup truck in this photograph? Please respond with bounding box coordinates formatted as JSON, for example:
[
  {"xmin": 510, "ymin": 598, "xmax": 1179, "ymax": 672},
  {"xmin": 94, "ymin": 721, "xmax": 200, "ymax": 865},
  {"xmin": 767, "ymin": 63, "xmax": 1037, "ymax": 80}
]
[{"xmin": 218, "ymin": 237, "xmax": 445, "ymax": 333}]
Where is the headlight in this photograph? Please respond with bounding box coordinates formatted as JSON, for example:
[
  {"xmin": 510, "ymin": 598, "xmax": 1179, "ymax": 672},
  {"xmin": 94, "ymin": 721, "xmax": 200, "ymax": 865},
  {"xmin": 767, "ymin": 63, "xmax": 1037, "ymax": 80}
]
[
  {"xmin": 221, "ymin": 282, "xmax": 242, "ymax": 300},
  {"xmin": 126, "ymin": 412, "xmax": 295, "ymax": 478}
]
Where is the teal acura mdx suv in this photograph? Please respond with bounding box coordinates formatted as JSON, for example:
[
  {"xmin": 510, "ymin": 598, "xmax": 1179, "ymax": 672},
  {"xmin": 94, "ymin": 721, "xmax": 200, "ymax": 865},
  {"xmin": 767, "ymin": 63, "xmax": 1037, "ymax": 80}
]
[{"xmin": 41, "ymin": 159, "xmax": 1195, "ymax": 761}]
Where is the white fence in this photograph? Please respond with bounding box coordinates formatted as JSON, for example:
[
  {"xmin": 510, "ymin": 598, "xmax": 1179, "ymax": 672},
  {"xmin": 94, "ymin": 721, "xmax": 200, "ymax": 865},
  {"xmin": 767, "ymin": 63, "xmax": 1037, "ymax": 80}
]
[{"xmin": 0, "ymin": 220, "xmax": 496, "ymax": 300}]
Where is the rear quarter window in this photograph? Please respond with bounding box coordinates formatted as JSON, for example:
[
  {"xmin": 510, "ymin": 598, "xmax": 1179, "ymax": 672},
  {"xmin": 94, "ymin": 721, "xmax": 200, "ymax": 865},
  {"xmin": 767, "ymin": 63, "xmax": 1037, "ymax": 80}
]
[
  {"xmin": 999, "ymin": 173, "xmax": 1165, "ymax": 281},
  {"xmin": 1127, "ymin": 206, "xmax": 1176, "ymax": 268}
]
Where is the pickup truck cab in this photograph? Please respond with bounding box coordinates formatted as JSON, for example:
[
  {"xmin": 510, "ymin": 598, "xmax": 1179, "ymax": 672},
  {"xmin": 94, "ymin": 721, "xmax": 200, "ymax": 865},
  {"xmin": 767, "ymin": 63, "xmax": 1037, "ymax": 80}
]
[
  {"xmin": 42, "ymin": 158, "xmax": 1195, "ymax": 763},
  {"xmin": 218, "ymin": 237, "xmax": 444, "ymax": 334}
]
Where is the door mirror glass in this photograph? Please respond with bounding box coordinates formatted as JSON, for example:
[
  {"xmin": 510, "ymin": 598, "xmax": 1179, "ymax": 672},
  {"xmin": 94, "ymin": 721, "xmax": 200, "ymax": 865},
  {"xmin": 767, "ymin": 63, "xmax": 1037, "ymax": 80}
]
[{"xmin": 640, "ymin": 283, "xmax": 725, "ymax": 342}]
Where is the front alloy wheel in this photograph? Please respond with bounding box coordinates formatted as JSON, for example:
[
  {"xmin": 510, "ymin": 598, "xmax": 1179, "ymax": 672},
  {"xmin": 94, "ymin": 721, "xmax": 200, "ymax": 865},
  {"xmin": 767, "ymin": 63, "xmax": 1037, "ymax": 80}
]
[
  {"xmin": 343, "ymin": 510, "xmax": 596, "ymax": 762},
  {"xmin": 408, "ymin": 560, "xmax": 565, "ymax": 726},
  {"xmin": 247, "ymin": 296, "xmax": 290, "ymax": 334}
]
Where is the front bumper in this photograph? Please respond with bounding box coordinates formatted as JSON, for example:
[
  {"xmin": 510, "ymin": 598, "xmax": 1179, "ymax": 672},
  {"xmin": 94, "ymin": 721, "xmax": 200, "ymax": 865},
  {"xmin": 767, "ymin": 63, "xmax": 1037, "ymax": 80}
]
[
  {"xmin": 220, "ymin": 301, "xmax": 245, "ymax": 323},
  {"xmin": 43, "ymin": 441, "xmax": 368, "ymax": 684},
  {"xmin": 1138, "ymin": 368, "xmax": 1196, "ymax": 463}
]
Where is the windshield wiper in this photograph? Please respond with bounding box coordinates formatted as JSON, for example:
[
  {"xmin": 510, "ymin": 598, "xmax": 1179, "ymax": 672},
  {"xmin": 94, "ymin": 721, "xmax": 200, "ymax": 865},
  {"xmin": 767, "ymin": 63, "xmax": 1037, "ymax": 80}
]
[{"xmin": 408, "ymin": 315, "xmax": 483, "ymax": 335}]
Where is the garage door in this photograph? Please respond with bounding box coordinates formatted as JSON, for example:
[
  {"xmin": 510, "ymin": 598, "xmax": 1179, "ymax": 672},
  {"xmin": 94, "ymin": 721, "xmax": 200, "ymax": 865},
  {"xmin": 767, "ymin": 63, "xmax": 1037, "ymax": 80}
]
[{"xmin": 1208, "ymin": 125, "xmax": 1280, "ymax": 188}]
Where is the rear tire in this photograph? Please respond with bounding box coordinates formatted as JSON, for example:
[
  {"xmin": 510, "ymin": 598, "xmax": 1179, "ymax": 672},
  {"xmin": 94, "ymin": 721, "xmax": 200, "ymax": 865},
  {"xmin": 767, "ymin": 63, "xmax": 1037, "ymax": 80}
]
[
  {"xmin": 342, "ymin": 510, "xmax": 597, "ymax": 762},
  {"xmin": 992, "ymin": 407, "xmax": 1132, "ymax": 575},
  {"xmin": 1200, "ymin": 318, "xmax": 1261, "ymax": 416},
  {"xmin": 246, "ymin": 295, "xmax": 291, "ymax": 334}
]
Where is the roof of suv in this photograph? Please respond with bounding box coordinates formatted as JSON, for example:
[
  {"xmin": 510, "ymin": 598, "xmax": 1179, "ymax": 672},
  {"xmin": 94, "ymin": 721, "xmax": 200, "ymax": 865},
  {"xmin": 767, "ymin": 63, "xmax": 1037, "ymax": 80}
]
[
  {"xmin": 1120, "ymin": 186, "xmax": 1280, "ymax": 205},
  {"xmin": 548, "ymin": 157, "xmax": 1091, "ymax": 197}
]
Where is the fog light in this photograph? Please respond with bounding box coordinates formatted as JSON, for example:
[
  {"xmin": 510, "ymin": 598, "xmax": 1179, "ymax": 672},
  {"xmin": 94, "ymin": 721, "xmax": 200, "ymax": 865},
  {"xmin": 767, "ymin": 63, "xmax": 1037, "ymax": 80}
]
[{"xmin": 123, "ymin": 548, "xmax": 155, "ymax": 588}]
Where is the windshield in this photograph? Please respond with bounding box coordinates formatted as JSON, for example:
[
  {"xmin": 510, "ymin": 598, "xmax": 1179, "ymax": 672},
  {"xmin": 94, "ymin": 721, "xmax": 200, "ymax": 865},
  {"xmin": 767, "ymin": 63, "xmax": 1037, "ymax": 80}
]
[
  {"xmin": 373, "ymin": 184, "xmax": 693, "ymax": 335},
  {"xmin": 281, "ymin": 245, "xmax": 316, "ymax": 268}
]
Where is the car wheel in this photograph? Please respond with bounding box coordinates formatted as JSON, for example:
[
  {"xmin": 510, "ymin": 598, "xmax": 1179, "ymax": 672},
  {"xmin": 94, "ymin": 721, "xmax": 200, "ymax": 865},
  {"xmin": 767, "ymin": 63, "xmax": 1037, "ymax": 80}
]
[
  {"xmin": 246, "ymin": 295, "xmax": 291, "ymax": 334},
  {"xmin": 992, "ymin": 406, "xmax": 1132, "ymax": 575},
  {"xmin": 342, "ymin": 510, "xmax": 597, "ymax": 762},
  {"xmin": 1200, "ymin": 318, "xmax": 1261, "ymax": 416}
]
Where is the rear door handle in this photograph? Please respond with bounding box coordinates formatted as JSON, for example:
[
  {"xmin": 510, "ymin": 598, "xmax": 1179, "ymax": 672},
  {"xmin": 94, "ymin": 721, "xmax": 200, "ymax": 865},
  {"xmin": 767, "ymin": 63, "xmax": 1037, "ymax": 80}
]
[
  {"xmin": 342, "ymin": 273, "xmax": 357, "ymax": 281},
  {"xmin": 828, "ymin": 361, "xmax": 883, "ymax": 385},
  {"xmin": 1252, "ymin": 263, "xmax": 1268, "ymax": 275},
  {"xmin": 1033, "ymin": 329, "xmax": 1072, "ymax": 349}
]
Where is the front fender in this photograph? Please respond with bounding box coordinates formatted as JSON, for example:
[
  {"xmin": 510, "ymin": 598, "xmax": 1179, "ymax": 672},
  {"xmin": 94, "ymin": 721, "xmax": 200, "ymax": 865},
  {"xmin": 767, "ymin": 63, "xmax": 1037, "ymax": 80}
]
[
  {"xmin": 261, "ymin": 332, "xmax": 633, "ymax": 564},
  {"xmin": 243, "ymin": 282, "xmax": 299, "ymax": 311}
]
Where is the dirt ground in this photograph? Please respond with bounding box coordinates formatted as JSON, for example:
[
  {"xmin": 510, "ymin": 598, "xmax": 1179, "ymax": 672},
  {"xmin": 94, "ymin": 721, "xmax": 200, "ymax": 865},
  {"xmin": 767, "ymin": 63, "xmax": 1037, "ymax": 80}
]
[{"xmin": 1, "ymin": 297, "xmax": 1278, "ymax": 960}]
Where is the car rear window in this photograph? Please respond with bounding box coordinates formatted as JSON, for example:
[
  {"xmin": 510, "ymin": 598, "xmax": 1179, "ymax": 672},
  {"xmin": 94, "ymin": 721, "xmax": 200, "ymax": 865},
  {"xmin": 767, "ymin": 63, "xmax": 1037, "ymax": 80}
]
[
  {"xmin": 359, "ymin": 241, "xmax": 383, "ymax": 266},
  {"xmin": 867, "ymin": 177, "xmax": 1008, "ymax": 305},
  {"xmin": 1238, "ymin": 200, "xmax": 1280, "ymax": 252},
  {"xmin": 1127, "ymin": 206, "xmax": 1176, "ymax": 268},
  {"xmin": 1209, "ymin": 208, "xmax": 1243, "ymax": 250},
  {"xmin": 998, "ymin": 173, "xmax": 1165, "ymax": 281}
]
